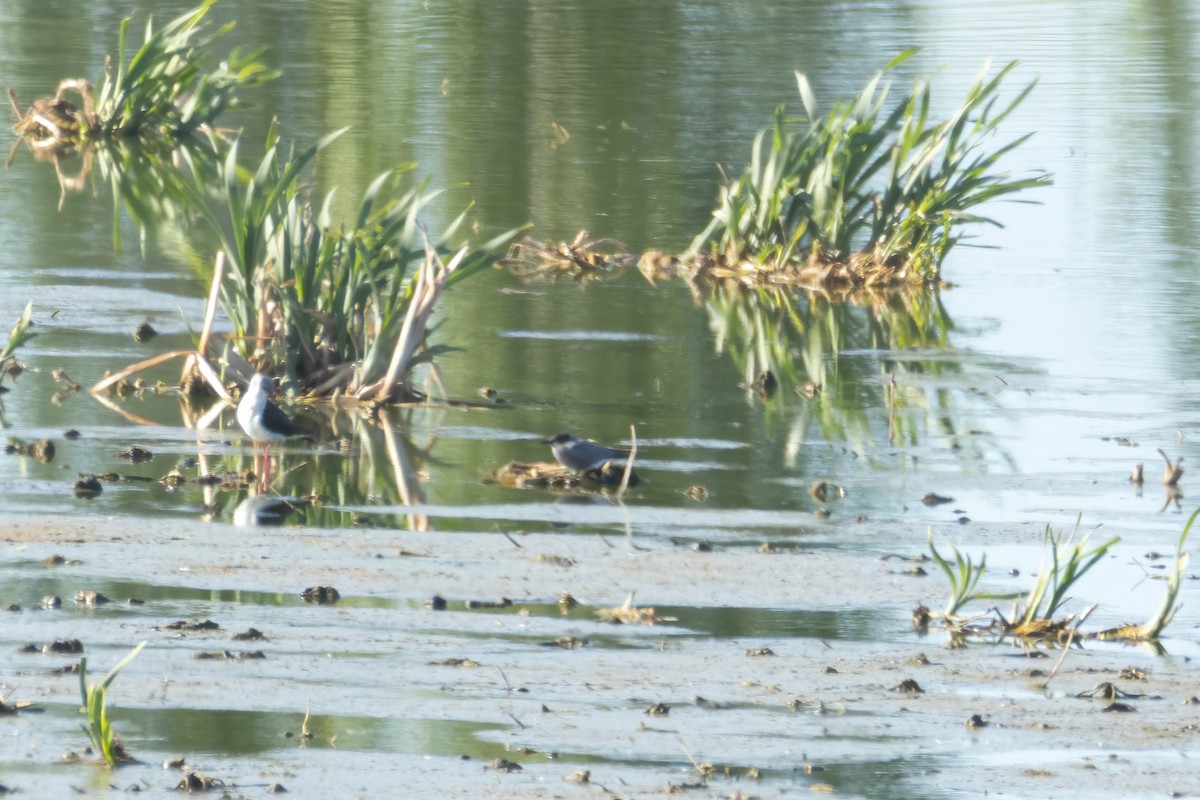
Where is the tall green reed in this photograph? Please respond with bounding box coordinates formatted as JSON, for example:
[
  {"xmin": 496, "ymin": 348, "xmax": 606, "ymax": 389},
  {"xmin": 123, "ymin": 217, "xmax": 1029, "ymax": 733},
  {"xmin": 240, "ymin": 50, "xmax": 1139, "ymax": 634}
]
[
  {"xmin": 181, "ymin": 123, "xmax": 524, "ymax": 400},
  {"xmin": 95, "ymin": 1, "xmax": 277, "ymax": 139},
  {"xmin": 687, "ymin": 51, "xmax": 1049, "ymax": 282}
]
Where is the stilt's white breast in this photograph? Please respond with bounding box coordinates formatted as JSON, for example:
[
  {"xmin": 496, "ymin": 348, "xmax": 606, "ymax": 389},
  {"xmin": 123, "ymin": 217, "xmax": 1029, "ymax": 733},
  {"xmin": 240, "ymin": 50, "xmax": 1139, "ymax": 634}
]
[{"xmin": 236, "ymin": 374, "xmax": 278, "ymax": 442}]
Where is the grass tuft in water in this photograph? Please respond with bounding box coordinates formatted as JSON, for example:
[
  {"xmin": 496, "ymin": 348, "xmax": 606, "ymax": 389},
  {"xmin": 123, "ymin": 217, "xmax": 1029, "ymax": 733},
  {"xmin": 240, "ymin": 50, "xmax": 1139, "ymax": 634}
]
[
  {"xmin": 78, "ymin": 641, "xmax": 146, "ymax": 767},
  {"xmin": 928, "ymin": 533, "xmax": 1014, "ymax": 621},
  {"xmin": 1003, "ymin": 519, "xmax": 1118, "ymax": 635},
  {"xmin": 920, "ymin": 515, "xmax": 1200, "ymax": 644},
  {"xmin": 685, "ymin": 51, "xmax": 1050, "ymax": 286},
  {"xmin": 1092, "ymin": 508, "xmax": 1194, "ymax": 642},
  {"xmin": 1, "ymin": 301, "xmax": 35, "ymax": 365},
  {"xmin": 1133, "ymin": 508, "xmax": 1193, "ymax": 638},
  {"xmin": 9, "ymin": 2, "xmax": 275, "ymax": 148},
  {"xmin": 94, "ymin": 0, "xmax": 277, "ymax": 139},
  {"xmin": 186, "ymin": 123, "xmax": 526, "ymax": 401}
]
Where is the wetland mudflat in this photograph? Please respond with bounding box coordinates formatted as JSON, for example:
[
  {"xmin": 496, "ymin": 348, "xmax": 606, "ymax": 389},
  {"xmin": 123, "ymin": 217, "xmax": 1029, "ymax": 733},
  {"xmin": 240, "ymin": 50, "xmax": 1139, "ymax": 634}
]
[
  {"xmin": 2, "ymin": 514, "xmax": 1196, "ymax": 799},
  {"xmin": 3, "ymin": 1, "xmax": 1200, "ymax": 797}
]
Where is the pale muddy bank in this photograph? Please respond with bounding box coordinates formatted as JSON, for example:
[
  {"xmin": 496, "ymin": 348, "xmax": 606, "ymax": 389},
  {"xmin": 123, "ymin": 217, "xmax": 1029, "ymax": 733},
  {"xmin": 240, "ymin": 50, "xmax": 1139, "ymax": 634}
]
[{"xmin": 1, "ymin": 514, "xmax": 1196, "ymax": 799}]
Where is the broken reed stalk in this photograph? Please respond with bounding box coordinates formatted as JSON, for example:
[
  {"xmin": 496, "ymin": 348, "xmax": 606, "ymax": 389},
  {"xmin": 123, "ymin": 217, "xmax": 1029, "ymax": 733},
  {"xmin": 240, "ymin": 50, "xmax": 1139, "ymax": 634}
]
[
  {"xmin": 196, "ymin": 251, "xmax": 224, "ymax": 358},
  {"xmin": 90, "ymin": 349, "xmax": 195, "ymax": 394},
  {"xmin": 1157, "ymin": 448, "xmax": 1183, "ymax": 487},
  {"xmin": 1132, "ymin": 507, "xmax": 1194, "ymax": 639},
  {"xmin": 181, "ymin": 250, "xmax": 226, "ymax": 394},
  {"xmin": 373, "ymin": 252, "xmax": 430, "ymax": 400},
  {"xmin": 374, "ymin": 228, "xmax": 467, "ymax": 402},
  {"xmin": 91, "ymin": 349, "xmax": 230, "ymax": 401},
  {"xmin": 678, "ymin": 738, "xmax": 712, "ymax": 783},
  {"xmin": 96, "ymin": 252, "xmax": 235, "ymax": 409},
  {"xmin": 616, "ymin": 424, "xmax": 638, "ymax": 499},
  {"xmin": 1040, "ymin": 624, "xmax": 1078, "ymax": 689}
]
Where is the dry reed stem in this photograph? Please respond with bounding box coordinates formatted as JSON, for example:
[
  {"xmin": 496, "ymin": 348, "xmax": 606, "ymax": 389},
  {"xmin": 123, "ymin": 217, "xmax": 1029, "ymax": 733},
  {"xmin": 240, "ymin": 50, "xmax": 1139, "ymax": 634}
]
[
  {"xmin": 373, "ymin": 247, "xmax": 432, "ymax": 400},
  {"xmin": 616, "ymin": 425, "xmax": 638, "ymax": 499},
  {"xmin": 197, "ymin": 251, "xmax": 224, "ymax": 358},
  {"xmin": 90, "ymin": 349, "xmax": 194, "ymax": 394},
  {"xmin": 374, "ymin": 228, "xmax": 466, "ymax": 402}
]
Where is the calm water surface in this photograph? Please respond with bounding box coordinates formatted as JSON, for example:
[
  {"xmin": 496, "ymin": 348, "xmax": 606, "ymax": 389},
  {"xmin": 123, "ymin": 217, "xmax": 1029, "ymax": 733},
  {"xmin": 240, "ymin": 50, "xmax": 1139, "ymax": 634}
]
[{"xmin": 0, "ymin": 0, "xmax": 1196, "ymax": 533}]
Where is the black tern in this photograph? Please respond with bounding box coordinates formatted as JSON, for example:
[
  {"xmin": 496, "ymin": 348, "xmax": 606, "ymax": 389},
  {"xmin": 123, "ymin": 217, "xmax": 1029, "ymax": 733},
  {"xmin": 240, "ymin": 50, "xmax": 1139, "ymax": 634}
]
[{"xmin": 545, "ymin": 433, "xmax": 631, "ymax": 471}]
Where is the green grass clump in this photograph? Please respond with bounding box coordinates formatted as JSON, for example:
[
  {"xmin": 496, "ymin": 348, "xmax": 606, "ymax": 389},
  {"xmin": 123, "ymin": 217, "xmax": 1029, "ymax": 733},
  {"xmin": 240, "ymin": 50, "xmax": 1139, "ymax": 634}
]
[
  {"xmin": 10, "ymin": 2, "xmax": 274, "ymax": 147},
  {"xmin": 184, "ymin": 123, "xmax": 525, "ymax": 401},
  {"xmin": 686, "ymin": 51, "xmax": 1050, "ymax": 285},
  {"xmin": 79, "ymin": 642, "xmax": 146, "ymax": 767},
  {"xmin": 928, "ymin": 535, "xmax": 1017, "ymax": 621},
  {"xmin": 923, "ymin": 517, "xmax": 1176, "ymax": 644},
  {"xmin": 1, "ymin": 302, "xmax": 35, "ymax": 365},
  {"xmin": 1003, "ymin": 520, "xmax": 1118, "ymax": 635},
  {"xmin": 94, "ymin": 0, "xmax": 277, "ymax": 139}
]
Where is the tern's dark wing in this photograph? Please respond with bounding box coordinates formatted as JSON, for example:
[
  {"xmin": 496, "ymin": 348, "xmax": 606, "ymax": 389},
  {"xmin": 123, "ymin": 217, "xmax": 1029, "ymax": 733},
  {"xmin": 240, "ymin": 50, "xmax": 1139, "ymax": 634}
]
[{"xmin": 262, "ymin": 400, "xmax": 307, "ymax": 437}]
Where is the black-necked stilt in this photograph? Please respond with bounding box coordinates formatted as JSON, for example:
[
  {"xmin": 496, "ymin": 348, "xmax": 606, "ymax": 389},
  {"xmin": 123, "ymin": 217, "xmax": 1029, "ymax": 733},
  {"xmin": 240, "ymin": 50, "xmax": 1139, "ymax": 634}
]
[
  {"xmin": 544, "ymin": 433, "xmax": 630, "ymax": 472},
  {"xmin": 233, "ymin": 493, "xmax": 306, "ymax": 527},
  {"xmin": 237, "ymin": 373, "xmax": 306, "ymax": 485}
]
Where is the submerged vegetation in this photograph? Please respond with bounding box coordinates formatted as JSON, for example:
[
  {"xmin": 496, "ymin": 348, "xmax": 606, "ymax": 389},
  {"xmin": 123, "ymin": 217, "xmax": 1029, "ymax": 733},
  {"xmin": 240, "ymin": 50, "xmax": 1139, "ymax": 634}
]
[{"xmin": 924, "ymin": 513, "xmax": 1193, "ymax": 644}]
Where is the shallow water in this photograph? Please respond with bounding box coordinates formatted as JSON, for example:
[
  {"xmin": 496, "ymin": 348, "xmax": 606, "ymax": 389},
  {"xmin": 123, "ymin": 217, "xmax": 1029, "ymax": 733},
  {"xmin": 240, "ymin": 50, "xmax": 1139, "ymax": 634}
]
[{"xmin": 1, "ymin": 1, "xmax": 1199, "ymax": 797}]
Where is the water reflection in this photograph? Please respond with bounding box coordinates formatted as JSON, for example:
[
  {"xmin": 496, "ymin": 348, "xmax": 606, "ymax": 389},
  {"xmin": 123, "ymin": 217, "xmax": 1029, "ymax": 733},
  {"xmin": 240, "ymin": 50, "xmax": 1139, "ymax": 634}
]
[
  {"xmin": 7, "ymin": 123, "xmax": 224, "ymax": 237},
  {"xmin": 232, "ymin": 492, "xmax": 306, "ymax": 527},
  {"xmin": 186, "ymin": 402, "xmax": 434, "ymax": 530},
  {"xmin": 120, "ymin": 705, "xmax": 509, "ymax": 758},
  {"xmin": 705, "ymin": 283, "xmax": 996, "ymax": 455},
  {"xmin": 5, "ymin": 140, "xmax": 92, "ymax": 211},
  {"xmin": 90, "ymin": 137, "xmax": 221, "ymax": 235}
]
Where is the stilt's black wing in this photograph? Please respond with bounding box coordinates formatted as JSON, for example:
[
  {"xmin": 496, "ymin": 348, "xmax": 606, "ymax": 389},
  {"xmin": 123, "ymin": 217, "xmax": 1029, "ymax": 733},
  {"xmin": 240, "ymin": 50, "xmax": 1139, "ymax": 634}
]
[{"xmin": 262, "ymin": 400, "xmax": 307, "ymax": 438}]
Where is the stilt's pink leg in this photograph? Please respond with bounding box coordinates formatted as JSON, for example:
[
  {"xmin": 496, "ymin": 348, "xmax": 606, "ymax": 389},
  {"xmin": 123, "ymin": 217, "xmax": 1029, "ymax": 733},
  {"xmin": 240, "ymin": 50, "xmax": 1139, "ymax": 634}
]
[{"xmin": 260, "ymin": 444, "xmax": 272, "ymax": 491}]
